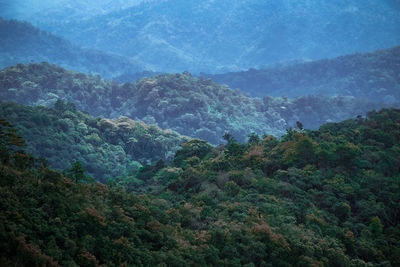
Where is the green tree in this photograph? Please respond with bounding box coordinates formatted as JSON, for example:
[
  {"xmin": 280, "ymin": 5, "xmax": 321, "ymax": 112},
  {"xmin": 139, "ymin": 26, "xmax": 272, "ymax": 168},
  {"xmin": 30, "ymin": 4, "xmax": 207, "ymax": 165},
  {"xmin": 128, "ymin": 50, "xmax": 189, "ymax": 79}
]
[
  {"xmin": 66, "ymin": 161, "xmax": 92, "ymax": 183},
  {"xmin": 248, "ymin": 132, "xmax": 260, "ymax": 145},
  {"xmin": 0, "ymin": 118, "xmax": 25, "ymax": 163},
  {"xmin": 223, "ymin": 132, "xmax": 235, "ymax": 145}
]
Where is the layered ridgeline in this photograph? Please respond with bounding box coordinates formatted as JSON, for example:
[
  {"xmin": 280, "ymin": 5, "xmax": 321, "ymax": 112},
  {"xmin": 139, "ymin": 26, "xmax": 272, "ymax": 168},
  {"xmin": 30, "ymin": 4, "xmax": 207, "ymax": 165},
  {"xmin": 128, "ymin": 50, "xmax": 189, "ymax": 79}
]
[
  {"xmin": 1, "ymin": 108, "xmax": 399, "ymax": 266},
  {"xmin": 0, "ymin": 101, "xmax": 189, "ymax": 182},
  {"xmin": 0, "ymin": 18, "xmax": 147, "ymax": 78},
  {"xmin": 205, "ymin": 46, "xmax": 400, "ymax": 103},
  {"xmin": 25, "ymin": 0, "xmax": 400, "ymax": 73},
  {"xmin": 0, "ymin": 63, "xmax": 385, "ymax": 144}
]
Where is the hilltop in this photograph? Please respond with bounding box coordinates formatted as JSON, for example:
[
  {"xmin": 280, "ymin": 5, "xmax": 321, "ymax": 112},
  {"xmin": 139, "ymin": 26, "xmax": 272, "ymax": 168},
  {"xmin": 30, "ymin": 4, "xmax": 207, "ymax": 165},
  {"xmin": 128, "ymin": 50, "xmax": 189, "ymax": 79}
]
[
  {"xmin": 0, "ymin": 101, "xmax": 189, "ymax": 182},
  {"xmin": 204, "ymin": 46, "xmax": 400, "ymax": 103},
  {"xmin": 26, "ymin": 0, "xmax": 400, "ymax": 73},
  {"xmin": 0, "ymin": 18, "xmax": 147, "ymax": 78}
]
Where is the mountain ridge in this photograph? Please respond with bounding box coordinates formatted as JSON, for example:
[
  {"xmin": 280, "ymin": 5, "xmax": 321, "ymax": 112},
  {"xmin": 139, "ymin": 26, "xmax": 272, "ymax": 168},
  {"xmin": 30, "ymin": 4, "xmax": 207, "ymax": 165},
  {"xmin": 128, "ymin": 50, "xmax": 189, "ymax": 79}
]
[
  {"xmin": 29, "ymin": 0, "xmax": 400, "ymax": 73},
  {"xmin": 0, "ymin": 62, "xmax": 389, "ymax": 144},
  {"xmin": 0, "ymin": 18, "xmax": 148, "ymax": 78},
  {"xmin": 203, "ymin": 45, "xmax": 400, "ymax": 103}
]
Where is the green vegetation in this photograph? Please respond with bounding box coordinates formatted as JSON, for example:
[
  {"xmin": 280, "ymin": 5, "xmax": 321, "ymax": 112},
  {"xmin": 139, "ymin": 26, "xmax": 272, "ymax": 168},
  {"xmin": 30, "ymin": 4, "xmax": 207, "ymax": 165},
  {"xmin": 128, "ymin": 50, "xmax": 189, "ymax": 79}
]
[
  {"xmin": 0, "ymin": 101, "xmax": 189, "ymax": 182},
  {"xmin": 0, "ymin": 62, "xmax": 386, "ymax": 144},
  {"xmin": 1, "ymin": 108, "xmax": 399, "ymax": 266},
  {"xmin": 205, "ymin": 46, "xmax": 400, "ymax": 103}
]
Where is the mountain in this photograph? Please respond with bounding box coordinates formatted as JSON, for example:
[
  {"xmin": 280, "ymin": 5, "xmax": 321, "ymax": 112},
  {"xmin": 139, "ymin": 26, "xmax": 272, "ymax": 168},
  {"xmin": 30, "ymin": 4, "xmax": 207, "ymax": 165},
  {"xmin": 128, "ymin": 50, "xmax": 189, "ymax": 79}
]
[
  {"xmin": 204, "ymin": 46, "xmax": 400, "ymax": 103},
  {"xmin": 1, "ymin": 108, "xmax": 399, "ymax": 266},
  {"xmin": 113, "ymin": 70, "xmax": 161, "ymax": 84},
  {"xmin": 0, "ymin": 62, "xmax": 387, "ymax": 144},
  {"xmin": 24, "ymin": 0, "xmax": 400, "ymax": 73},
  {"xmin": 0, "ymin": 18, "xmax": 147, "ymax": 78},
  {"xmin": 0, "ymin": 0, "xmax": 144, "ymax": 21},
  {"xmin": 0, "ymin": 101, "xmax": 189, "ymax": 182}
]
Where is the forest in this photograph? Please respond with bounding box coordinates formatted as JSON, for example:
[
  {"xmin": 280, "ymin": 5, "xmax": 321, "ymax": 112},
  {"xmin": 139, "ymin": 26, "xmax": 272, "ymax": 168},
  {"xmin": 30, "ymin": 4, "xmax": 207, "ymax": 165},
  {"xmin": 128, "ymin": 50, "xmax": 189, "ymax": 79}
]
[
  {"xmin": 1, "ymin": 1, "xmax": 399, "ymax": 266},
  {"xmin": 0, "ymin": 62, "xmax": 388, "ymax": 144},
  {"xmin": 204, "ymin": 46, "xmax": 400, "ymax": 103},
  {"xmin": 0, "ymin": 101, "xmax": 188, "ymax": 182},
  {"xmin": 1, "ymin": 108, "xmax": 399, "ymax": 266}
]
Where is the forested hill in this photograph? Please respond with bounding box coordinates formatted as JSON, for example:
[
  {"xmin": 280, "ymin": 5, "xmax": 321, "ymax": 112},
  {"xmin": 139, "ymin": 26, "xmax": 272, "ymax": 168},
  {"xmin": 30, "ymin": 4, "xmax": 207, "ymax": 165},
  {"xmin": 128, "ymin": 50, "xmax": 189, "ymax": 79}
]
[
  {"xmin": 0, "ymin": 62, "xmax": 388, "ymax": 144},
  {"xmin": 27, "ymin": 0, "xmax": 400, "ymax": 73},
  {"xmin": 0, "ymin": 108, "xmax": 399, "ymax": 266},
  {"xmin": 0, "ymin": 101, "xmax": 189, "ymax": 182},
  {"xmin": 0, "ymin": 18, "xmax": 147, "ymax": 78},
  {"xmin": 204, "ymin": 46, "xmax": 400, "ymax": 103}
]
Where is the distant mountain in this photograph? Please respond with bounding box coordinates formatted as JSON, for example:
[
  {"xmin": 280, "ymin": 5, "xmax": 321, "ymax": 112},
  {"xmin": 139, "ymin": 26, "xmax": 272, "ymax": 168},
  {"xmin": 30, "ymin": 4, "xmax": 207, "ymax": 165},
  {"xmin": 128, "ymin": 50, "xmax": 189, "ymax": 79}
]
[
  {"xmin": 26, "ymin": 0, "xmax": 400, "ymax": 73},
  {"xmin": 0, "ymin": 63, "xmax": 388, "ymax": 144},
  {"xmin": 0, "ymin": 0, "xmax": 144, "ymax": 21},
  {"xmin": 113, "ymin": 70, "xmax": 161, "ymax": 84},
  {"xmin": 204, "ymin": 46, "xmax": 400, "ymax": 103},
  {"xmin": 0, "ymin": 18, "xmax": 147, "ymax": 78},
  {"xmin": 0, "ymin": 101, "xmax": 189, "ymax": 182}
]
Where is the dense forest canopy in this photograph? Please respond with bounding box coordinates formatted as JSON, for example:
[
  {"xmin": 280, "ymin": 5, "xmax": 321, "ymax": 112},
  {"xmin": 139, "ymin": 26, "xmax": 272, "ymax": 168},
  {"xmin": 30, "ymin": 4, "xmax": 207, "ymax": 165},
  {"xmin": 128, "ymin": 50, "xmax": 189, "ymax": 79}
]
[
  {"xmin": 0, "ymin": 101, "xmax": 189, "ymax": 182},
  {"xmin": 1, "ymin": 0, "xmax": 399, "ymax": 265},
  {"xmin": 204, "ymin": 46, "xmax": 400, "ymax": 103},
  {"xmin": 0, "ymin": 62, "xmax": 389, "ymax": 144},
  {"xmin": 0, "ymin": 108, "xmax": 399, "ymax": 266}
]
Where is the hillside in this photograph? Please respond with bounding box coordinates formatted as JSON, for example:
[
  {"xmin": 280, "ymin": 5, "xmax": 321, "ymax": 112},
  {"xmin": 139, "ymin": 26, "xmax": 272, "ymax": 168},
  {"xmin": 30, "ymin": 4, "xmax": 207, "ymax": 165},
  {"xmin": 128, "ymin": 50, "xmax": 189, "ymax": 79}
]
[
  {"xmin": 0, "ymin": 101, "xmax": 189, "ymax": 182},
  {"xmin": 0, "ymin": 0, "xmax": 144, "ymax": 21},
  {"xmin": 204, "ymin": 46, "xmax": 400, "ymax": 103},
  {"xmin": 1, "ymin": 62, "xmax": 388, "ymax": 144},
  {"xmin": 27, "ymin": 0, "xmax": 400, "ymax": 73},
  {"xmin": 1, "ymin": 108, "xmax": 399, "ymax": 266},
  {"xmin": 0, "ymin": 18, "xmax": 147, "ymax": 78}
]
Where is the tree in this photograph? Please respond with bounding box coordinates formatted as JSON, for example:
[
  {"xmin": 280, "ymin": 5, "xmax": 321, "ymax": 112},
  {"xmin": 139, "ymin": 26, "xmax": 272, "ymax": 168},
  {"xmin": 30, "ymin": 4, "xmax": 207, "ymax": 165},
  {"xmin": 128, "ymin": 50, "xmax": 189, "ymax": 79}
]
[
  {"xmin": 66, "ymin": 161, "xmax": 92, "ymax": 183},
  {"xmin": 248, "ymin": 132, "xmax": 260, "ymax": 145},
  {"xmin": 174, "ymin": 139, "xmax": 212, "ymax": 167},
  {"xmin": 296, "ymin": 121, "xmax": 303, "ymax": 131},
  {"xmin": 0, "ymin": 118, "xmax": 25, "ymax": 163},
  {"xmin": 223, "ymin": 132, "xmax": 235, "ymax": 145}
]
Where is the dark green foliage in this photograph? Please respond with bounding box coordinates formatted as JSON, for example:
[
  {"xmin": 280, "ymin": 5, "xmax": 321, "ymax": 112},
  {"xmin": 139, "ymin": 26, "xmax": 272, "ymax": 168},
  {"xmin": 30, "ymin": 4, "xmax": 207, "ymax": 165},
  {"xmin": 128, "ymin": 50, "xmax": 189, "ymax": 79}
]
[
  {"xmin": 66, "ymin": 162, "xmax": 93, "ymax": 183},
  {"xmin": 174, "ymin": 139, "xmax": 212, "ymax": 167},
  {"xmin": 0, "ymin": 102, "xmax": 189, "ymax": 182},
  {"xmin": 0, "ymin": 118, "xmax": 25, "ymax": 164},
  {"xmin": 1, "ymin": 108, "xmax": 400, "ymax": 265}
]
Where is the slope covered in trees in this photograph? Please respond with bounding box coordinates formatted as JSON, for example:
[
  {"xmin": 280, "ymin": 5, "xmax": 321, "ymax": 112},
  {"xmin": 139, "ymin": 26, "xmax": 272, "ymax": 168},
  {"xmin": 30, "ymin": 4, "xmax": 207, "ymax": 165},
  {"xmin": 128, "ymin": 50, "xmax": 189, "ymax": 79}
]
[
  {"xmin": 1, "ymin": 108, "xmax": 399, "ymax": 266},
  {"xmin": 0, "ymin": 18, "xmax": 147, "ymax": 78},
  {"xmin": 0, "ymin": 101, "xmax": 189, "ymax": 182},
  {"xmin": 23, "ymin": 0, "xmax": 400, "ymax": 73},
  {"xmin": 204, "ymin": 46, "xmax": 400, "ymax": 103},
  {"xmin": 0, "ymin": 62, "xmax": 386, "ymax": 144}
]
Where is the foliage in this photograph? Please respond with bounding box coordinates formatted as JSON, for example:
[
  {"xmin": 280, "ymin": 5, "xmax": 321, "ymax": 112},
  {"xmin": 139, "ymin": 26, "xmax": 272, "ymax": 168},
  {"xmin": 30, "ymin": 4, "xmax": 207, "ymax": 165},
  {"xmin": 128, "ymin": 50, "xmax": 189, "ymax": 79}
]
[
  {"xmin": 1, "ymin": 108, "xmax": 400, "ymax": 265},
  {"xmin": 0, "ymin": 62, "xmax": 388, "ymax": 144},
  {"xmin": 205, "ymin": 46, "xmax": 400, "ymax": 104},
  {"xmin": 0, "ymin": 101, "xmax": 189, "ymax": 182}
]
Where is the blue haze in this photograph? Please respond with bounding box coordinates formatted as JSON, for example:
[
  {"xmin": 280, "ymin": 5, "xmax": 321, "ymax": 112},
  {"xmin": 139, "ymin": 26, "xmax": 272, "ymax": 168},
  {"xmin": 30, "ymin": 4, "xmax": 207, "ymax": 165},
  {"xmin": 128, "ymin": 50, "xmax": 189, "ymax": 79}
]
[{"xmin": 1, "ymin": 0, "xmax": 400, "ymax": 74}]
